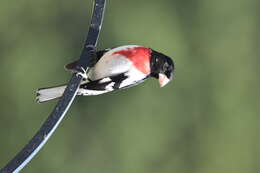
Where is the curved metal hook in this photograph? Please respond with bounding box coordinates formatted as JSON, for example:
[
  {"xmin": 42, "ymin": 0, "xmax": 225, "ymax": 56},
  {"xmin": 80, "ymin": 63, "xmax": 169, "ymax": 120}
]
[{"xmin": 0, "ymin": 0, "xmax": 106, "ymax": 172}]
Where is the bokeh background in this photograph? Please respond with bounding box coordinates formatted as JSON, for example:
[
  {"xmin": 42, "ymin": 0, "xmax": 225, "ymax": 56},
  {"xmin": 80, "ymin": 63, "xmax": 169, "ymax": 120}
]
[{"xmin": 1, "ymin": 0, "xmax": 260, "ymax": 172}]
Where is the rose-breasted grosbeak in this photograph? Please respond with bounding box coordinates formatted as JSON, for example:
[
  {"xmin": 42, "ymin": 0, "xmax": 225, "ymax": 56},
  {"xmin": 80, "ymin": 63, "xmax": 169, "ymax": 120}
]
[{"xmin": 36, "ymin": 45, "xmax": 174, "ymax": 103}]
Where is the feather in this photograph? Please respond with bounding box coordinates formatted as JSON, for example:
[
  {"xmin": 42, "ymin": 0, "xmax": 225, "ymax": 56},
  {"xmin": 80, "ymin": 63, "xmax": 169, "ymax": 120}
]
[{"xmin": 36, "ymin": 86, "xmax": 66, "ymax": 103}]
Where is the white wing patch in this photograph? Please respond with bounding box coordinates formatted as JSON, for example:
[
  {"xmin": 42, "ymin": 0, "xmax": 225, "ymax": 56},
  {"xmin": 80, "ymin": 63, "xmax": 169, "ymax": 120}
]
[
  {"xmin": 99, "ymin": 77, "xmax": 112, "ymax": 83},
  {"xmin": 78, "ymin": 89, "xmax": 108, "ymax": 96},
  {"xmin": 105, "ymin": 82, "xmax": 115, "ymax": 91},
  {"xmin": 77, "ymin": 81, "xmax": 115, "ymax": 96}
]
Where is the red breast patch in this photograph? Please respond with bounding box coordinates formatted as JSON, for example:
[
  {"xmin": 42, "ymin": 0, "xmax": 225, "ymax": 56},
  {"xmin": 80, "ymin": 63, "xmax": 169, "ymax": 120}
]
[{"xmin": 113, "ymin": 47, "xmax": 152, "ymax": 75}]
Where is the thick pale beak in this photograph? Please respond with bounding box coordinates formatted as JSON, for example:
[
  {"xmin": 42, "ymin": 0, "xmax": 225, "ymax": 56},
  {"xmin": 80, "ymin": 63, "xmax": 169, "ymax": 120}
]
[{"xmin": 159, "ymin": 73, "xmax": 170, "ymax": 87}]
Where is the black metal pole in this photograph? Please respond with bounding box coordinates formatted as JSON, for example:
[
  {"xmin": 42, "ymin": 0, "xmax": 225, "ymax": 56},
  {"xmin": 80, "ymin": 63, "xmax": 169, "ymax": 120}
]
[{"xmin": 0, "ymin": 0, "xmax": 106, "ymax": 172}]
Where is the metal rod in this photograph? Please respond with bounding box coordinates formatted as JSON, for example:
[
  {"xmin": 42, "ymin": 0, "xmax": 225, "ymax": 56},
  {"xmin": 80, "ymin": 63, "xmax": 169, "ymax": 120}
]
[{"xmin": 0, "ymin": 0, "xmax": 106, "ymax": 172}]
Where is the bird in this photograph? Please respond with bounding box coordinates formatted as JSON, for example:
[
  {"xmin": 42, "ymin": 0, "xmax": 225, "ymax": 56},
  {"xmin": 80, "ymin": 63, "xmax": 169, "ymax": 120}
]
[{"xmin": 36, "ymin": 45, "xmax": 175, "ymax": 103}]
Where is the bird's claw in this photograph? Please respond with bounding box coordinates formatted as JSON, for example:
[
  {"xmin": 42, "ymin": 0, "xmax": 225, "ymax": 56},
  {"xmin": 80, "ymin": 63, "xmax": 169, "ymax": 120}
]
[{"xmin": 76, "ymin": 67, "xmax": 88, "ymax": 79}]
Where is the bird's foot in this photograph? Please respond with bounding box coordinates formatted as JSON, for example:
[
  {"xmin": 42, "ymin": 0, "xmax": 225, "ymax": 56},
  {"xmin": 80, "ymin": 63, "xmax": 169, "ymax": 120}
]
[{"xmin": 76, "ymin": 67, "xmax": 88, "ymax": 79}]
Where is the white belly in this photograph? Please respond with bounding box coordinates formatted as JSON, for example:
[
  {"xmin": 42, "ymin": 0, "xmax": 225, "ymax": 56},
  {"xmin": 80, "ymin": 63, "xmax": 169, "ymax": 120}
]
[
  {"xmin": 88, "ymin": 54, "xmax": 132, "ymax": 81},
  {"xmin": 118, "ymin": 67, "xmax": 147, "ymax": 88}
]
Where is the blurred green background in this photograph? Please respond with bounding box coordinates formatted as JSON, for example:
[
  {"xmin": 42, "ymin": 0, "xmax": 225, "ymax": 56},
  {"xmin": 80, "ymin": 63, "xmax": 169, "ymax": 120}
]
[{"xmin": 1, "ymin": 0, "xmax": 260, "ymax": 172}]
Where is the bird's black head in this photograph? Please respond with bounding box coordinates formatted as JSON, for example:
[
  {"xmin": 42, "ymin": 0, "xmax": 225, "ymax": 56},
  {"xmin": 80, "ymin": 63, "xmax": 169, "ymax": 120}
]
[{"xmin": 150, "ymin": 49, "xmax": 175, "ymax": 87}]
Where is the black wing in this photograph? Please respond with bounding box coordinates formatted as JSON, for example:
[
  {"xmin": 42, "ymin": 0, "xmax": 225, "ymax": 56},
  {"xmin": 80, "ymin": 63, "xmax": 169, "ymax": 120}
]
[
  {"xmin": 80, "ymin": 73, "xmax": 149, "ymax": 92},
  {"xmin": 80, "ymin": 73, "xmax": 128, "ymax": 91},
  {"xmin": 65, "ymin": 48, "xmax": 111, "ymax": 72}
]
